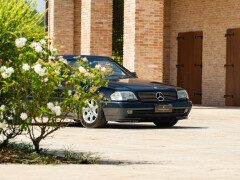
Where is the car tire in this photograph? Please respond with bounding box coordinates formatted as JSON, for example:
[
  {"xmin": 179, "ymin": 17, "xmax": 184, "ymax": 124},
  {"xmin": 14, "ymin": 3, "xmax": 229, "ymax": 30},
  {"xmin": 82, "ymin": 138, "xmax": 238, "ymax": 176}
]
[
  {"xmin": 80, "ymin": 99, "xmax": 107, "ymax": 128},
  {"xmin": 153, "ymin": 119, "xmax": 178, "ymax": 128}
]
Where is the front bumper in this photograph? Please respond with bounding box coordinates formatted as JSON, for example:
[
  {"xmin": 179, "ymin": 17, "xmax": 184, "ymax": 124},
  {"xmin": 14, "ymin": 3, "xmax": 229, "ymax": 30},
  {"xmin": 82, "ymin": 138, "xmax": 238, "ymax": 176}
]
[{"xmin": 102, "ymin": 101, "xmax": 192, "ymax": 122}]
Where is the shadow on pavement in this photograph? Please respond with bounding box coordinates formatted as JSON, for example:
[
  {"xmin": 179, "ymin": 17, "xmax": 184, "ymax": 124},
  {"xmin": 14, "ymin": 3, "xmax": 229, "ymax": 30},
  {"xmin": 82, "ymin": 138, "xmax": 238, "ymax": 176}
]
[
  {"xmin": 68, "ymin": 122, "xmax": 208, "ymax": 130},
  {"xmin": 193, "ymin": 106, "xmax": 240, "ymax": 110},
  {"xmin": 47, "ymin": 149, "xmax": 167, "ymax": 166},
  {"xmin": 99, "ymin": 160, "xmax": 170, "ymax": 166}
]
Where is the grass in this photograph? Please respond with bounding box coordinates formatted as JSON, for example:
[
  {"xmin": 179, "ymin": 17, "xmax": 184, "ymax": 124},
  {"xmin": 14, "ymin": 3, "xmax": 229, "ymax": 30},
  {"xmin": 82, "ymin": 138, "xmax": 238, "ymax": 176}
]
[{"xmin": 0, "ymin": 142, "xmax": 100, "ymax": 165}]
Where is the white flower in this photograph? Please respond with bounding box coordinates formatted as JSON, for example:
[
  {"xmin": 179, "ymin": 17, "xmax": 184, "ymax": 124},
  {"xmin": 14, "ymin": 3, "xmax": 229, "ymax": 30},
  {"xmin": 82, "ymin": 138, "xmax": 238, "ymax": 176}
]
[
  {"xmin": 20, "ymin": 113, "xmax": 28, "ymax": 120},
  {"xmin": 79, "ymin": 66, "xmax": 86, "ymax": 73},
  {"xmin": 53, "ymin": 48, "xmax": 58, "ymax": 53},
  {"xmin": 68, "ymin": 90, "xmax": 72, "ymax": 96},
  {"xmin": 1, "ymin": 72, "xmax": 8, "ymax": 79},
  {"xmin": 39, "ymin": 67, "xmax": 47, "ymax": 76},
  {"xmin": 59, "ymin": 57, "xmax": 67, "ymax": 64},
  {"xmin": 82, "ymin": 57, "xmax": 88, "ymax": 62},
  {"xmin": 63, "ymin": 59, "xmax": 67, "ymax": 64},
  {"xmin": 56, "ymin": 111, "xmax": 61, "ymax": 116},
  {"xmin": 1, "ymin": 67, "xmax": 14, "ymax": 79},
  {"xmin": 6, "ymin": 67, "xmax": 14, "ymax": 74},
  {"xmin": 30, "ymin": 42, "xmax": 41, "ymax": 48},
  {"xmin": 8, "ymin": 115, "xmax": 13, "ymax": 120},
  {"xmin": 0, "ymin": 105, "xmax": 5, "ymax": 111},
  {"xmin": 49, "ymin": 56, "xmax": 56, "ymax": 61},
  {"xmin": 0, "ymin": 66, "xmax": 6, "ymax": 73},
  {"xmin": 35, "ymin": 45, "xmax": 43, "ymax": 53},
  {"xmin": 47, "ymin": 102, "xmax": 54, "ymax": 110},
  {"xmin": 15, "ymin": 38, "xmax": 27, "ymax": 48},
  {"xmin": 0, "ymin": 123, "xmax": 6, "ymax": 129},
  {"xmin": 22, "ymin": 63, "xmax": 30, "ymax": 71},
  {"xmin": 101, "ymin": 67, "xmax": 106, "ymax": 72},
  {"xmin": 55, "ymin": 69, "xmax": 60, "ymax": 74},
  {"xmin": 40, "ymin": 39, "xmax": 46, "ymax": 45},
  {"xmin": 44, "ymin": 78, "xmax": 48, "ymax": 82},
  {"xmin": 95, "ymin": 64, "xmax": 101, "ymax": 69},
  {"xmin": 42, "ymin": 50, "xmax": 47, "ymax": 55},
  {"xmin": 33, "ymin": 63, "xmax": 41, "ymax": 71},
  {"xmin": 52, "ymin": 106, "xmax": 61, "ymax": 116},
  {"xmin": 33, "ymin": 64, "xmax": 47, "ymax": 76}
]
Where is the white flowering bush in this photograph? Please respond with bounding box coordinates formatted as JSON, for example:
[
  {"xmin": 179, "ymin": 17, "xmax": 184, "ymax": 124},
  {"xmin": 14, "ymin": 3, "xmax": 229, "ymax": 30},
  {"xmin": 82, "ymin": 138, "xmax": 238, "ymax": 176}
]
[
  {"xmin": 0, "ymin": 37, "xmax": 109, "ymax": 152},
  {"xmin": 0, "ymin": 0, "xmax": 109, "ymax": 152}
]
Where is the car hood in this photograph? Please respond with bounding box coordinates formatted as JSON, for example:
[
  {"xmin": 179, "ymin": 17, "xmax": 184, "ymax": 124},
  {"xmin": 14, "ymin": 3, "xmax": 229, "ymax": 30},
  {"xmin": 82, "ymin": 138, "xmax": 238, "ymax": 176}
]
[{"xmin": 108, "ymin": 78, "xmax": 183, "ymax": 92}]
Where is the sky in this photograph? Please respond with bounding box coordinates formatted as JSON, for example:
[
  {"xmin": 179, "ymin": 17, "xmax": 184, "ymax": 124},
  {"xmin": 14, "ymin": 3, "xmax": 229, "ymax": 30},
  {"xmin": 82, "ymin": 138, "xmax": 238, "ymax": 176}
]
[{"xmin": 36, "ymin": 0, "xmax": 45, "ymax": 13}]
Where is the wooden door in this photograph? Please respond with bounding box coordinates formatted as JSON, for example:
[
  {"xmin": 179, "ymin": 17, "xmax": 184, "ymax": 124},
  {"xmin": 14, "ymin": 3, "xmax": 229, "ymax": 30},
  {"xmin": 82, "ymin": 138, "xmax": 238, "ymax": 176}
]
[
  {"xmin": 225, "ymin": 28, "xmax": 240, "ymax": 106},
  {"xmin": 177, "ymin": 31, "xmax": 203, "ymax": 104}
]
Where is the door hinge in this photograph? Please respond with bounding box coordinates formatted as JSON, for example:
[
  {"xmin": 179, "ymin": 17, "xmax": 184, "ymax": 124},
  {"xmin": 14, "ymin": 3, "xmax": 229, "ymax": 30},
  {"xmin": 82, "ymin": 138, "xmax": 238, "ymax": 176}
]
[
  {"xmin": 194, "ymin": 64, "xmax": 202, "ymax": 68},
  {"xmin": 224, "ymin": 64, "xmax": 234, "ymax": 67},
  {"xmin": 176, "ymin": 36, "xmax": 184, "ymax": 40},
  {"xmin": 224, "ymin": 95, "xmax": 234, "ymax": 98},
  {"xmin": 225, "ymin": 33, "xmax": 234, "ymax": 37},
  {"xmin": 176, "ymin": 64, "xmax": 184, "ymax": 68},
  {"xmin": 194, "ymin": 93, "xmax": 202, "ymax": 97},
  {"xmin": 195, "ymin": 35, "xmax": 203, "ymax": 39}
]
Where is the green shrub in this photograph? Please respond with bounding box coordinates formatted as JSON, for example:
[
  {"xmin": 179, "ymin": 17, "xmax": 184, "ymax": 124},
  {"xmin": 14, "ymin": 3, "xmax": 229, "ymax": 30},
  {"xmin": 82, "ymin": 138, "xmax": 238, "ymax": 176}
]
[
  {"xmin": 0, "ymin": 0, "xmax": 110, "ymax": 153},
  {"xmin": 0, "ymin": 0, "xmax": 45, "ymax": 61}
]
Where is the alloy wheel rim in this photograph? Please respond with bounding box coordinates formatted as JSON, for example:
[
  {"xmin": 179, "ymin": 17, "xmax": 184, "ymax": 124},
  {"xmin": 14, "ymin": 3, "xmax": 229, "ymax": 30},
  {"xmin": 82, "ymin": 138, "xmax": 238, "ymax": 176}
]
[{"xmin": 82, "ymin": 99, "xmax": 98, "ymax": 123}]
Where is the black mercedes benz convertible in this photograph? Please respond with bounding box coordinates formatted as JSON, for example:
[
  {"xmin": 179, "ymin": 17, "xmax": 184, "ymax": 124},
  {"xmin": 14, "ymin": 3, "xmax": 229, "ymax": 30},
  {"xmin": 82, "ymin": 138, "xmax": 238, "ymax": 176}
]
[{"xmin": 63, "ymin": 55, "xmax": 192, "ymax": 128}]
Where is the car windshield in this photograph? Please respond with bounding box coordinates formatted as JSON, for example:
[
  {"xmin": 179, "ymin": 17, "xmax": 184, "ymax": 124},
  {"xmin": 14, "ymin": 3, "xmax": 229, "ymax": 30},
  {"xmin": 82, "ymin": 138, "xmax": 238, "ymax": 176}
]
[{"xmin": 67, "ymin": 57, "xmax": 134, "ymax": 78}]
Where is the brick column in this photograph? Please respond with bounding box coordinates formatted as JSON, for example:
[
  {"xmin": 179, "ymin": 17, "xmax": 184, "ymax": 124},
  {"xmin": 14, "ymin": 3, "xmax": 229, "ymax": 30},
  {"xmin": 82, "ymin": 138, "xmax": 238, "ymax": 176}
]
[
  {"xmin": 48, "ymin": 0, "xmax": 74, "ymax": 55},
  {"xmin": 74, "ymin": 0, "xmax": 81, "ymax": 55},
  {"xmin": 124, "ymin": 0, "xmax": 164, "ymax": 82},
  {"xmin": 81, "ymin": 0, "xmax": 113, "ymax": 57}
]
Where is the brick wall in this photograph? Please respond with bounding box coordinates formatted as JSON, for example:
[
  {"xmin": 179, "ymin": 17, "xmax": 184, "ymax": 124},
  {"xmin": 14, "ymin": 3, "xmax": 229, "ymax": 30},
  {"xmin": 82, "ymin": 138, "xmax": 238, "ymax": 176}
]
[
  {"xmin": 48, "ymin": 0, "xmax": 54, "ymax": 41},
  {"xmin": 163, "ymin": 0, "xmax": 171, "ymax": 84},
  {"xmin": 48, "ymin": 0, "xmax": 74, "ymax": 55},
  {"xmin": 124, "ymin": 0, "xmax": 164, "ymax": 82},
  {"xmin": 169, "ymin": 0, "xmax": 240, "ymax": 105},
  {"xmin": 81, "ymin": 0, "xmax": 112, "ymax": 57},
  {"xmin": 81, "ymin": 0, "xmax": 91, "ymax": 55},
  {"xmin": 74, "ymin": 0, "xmax": 81, "ymax": 55},
  {"xmin": 123, "ymin": 0, "xmax": 136, "ymax": 72}
]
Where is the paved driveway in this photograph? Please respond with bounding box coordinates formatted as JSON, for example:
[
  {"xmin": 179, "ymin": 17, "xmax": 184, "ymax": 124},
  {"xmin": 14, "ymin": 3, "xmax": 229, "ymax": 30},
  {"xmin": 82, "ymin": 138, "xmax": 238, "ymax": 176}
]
[{"xmin": 1, "ymin": 106, "xmax": 240, "ymax": 180}]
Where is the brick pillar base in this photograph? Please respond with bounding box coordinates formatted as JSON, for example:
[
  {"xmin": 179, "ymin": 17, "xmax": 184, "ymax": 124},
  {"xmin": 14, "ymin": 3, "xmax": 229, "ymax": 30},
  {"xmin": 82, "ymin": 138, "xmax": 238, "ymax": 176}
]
[
  {"xmin": 81, "ymin": 0, "xmax": 112, "ymax": 57},
  {"xmin": 124, "ymin": 0, "xmax": 164, "ymax": 82}
]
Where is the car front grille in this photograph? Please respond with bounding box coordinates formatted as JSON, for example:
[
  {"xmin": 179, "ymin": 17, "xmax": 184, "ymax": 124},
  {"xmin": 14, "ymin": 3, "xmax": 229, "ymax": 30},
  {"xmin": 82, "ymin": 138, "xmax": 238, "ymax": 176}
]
[{"xmin": 138, "ymin": 91, "xmax": 178, "ymax": 102}]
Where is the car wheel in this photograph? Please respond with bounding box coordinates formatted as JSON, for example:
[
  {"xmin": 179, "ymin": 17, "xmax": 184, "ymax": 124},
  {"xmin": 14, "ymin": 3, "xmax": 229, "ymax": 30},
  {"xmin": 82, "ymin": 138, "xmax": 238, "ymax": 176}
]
[
  {"xmin": 153, "ymin": 119, "xmax": 178, "ymax": 128},
  {"xmin": 80, "ymin": 99, "xmax": 107, "ymax": 128}
]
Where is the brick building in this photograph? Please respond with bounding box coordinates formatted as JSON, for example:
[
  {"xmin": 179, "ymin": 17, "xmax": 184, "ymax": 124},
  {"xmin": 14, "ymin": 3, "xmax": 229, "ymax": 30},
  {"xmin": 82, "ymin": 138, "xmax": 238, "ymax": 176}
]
[{"xmin": 48, "ymin": 0, "xmax": 240, "ymax": 106}]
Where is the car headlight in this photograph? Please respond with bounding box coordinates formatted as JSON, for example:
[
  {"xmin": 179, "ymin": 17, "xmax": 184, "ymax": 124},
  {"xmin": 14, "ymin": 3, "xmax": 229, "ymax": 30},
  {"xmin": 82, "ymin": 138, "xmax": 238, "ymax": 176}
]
[
  {"xmin": 177, "ymin": 90, "xmax": 189, "ymax": 100},
  {"xmin": 110, "ymin": 91, "xmax": 138, "ymax": 101}
]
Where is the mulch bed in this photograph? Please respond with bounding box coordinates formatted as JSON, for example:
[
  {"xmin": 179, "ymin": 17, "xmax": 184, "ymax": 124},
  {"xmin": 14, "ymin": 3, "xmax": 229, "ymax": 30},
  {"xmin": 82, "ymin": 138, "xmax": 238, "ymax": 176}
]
[{"xmin": 0, "ymin": 147, "xmax": 94, "ymax": 164}]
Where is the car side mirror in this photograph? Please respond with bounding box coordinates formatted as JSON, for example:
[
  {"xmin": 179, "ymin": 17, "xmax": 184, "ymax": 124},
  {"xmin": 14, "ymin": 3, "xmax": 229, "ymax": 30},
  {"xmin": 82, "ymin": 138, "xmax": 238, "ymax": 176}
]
[{"xmin": 132, "ymin": 72, "xmax": 137, "ymax": 77}]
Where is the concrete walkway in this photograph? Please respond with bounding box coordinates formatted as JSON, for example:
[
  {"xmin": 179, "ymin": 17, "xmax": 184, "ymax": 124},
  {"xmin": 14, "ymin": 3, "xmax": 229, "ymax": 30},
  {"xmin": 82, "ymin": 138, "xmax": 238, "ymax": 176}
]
[{"xmin": 1, "ymin": 106, "xmax": 240, "ymax": 179}]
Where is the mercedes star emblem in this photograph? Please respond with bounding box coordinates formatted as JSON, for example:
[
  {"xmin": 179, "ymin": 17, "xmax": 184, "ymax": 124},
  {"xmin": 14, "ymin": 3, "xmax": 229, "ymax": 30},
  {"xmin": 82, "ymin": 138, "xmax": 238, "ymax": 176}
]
[{"xmin": 156, "ymin": 92, "xmax": 164, "ymax": 101}]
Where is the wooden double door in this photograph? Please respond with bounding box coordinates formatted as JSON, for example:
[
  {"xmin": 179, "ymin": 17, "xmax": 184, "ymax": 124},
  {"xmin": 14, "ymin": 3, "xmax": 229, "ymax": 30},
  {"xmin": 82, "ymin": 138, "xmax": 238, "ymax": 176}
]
[
  {"xmin": 225, "ymin": 28, "xmax": 240, "ymax": 106},
  {"xmin": 177, "ymin": 31, "xmax": 203, "ymax": 104}
]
